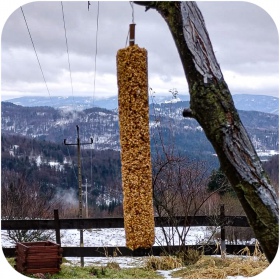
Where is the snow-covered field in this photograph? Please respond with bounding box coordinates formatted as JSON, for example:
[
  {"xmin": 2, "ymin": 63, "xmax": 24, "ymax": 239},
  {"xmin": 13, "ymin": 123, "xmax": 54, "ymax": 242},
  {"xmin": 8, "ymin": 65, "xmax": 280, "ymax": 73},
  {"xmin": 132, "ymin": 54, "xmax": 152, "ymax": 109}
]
[
  {"xmin": 1, "ymin": 227, "xmax": 278, "ymax": 279},
  {"xmin": 1, "ymin": 227, "xmax": 212, "ymax": 248},
  {"xmin": 1, "ymin": 227, "xmax": 212, "ymax": 269},
  {"xmin": 54, "ymin": 227, "xmax": 211, "ymax": 269}
]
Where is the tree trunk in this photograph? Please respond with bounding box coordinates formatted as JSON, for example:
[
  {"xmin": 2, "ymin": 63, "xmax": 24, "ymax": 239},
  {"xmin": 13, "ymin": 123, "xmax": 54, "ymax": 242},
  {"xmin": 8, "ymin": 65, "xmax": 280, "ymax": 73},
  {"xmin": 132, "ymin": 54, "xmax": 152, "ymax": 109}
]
[{"xmin": 135, "ymin": 1, "xmax": 279, "ymax": 263}]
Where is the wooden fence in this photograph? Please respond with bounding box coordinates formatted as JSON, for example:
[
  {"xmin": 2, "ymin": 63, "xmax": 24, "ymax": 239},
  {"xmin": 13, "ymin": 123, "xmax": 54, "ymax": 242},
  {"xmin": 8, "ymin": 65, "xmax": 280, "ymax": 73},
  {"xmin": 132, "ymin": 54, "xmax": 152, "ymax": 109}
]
[{"xmin": 2, "ymin": 206, "xmax": 258, "ymax": 258}]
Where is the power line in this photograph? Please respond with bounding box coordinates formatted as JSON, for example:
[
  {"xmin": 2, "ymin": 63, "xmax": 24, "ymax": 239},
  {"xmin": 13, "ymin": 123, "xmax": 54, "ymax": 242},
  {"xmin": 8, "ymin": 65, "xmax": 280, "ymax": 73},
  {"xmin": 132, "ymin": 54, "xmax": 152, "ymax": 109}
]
[
  {"xmin": 60, "ymin": 1, "xmax": 76, "ymax": 108},
  {"xmin": 60, "ymin": 1, "xmax": 83, "ymax": 177},
  {"xmin": 20, "ymin": 6, "xmax": 51, "ymax": 98},
  {"xmin": 20, "ymin": 4, "xmax": 79, "ymax": 185},
  {"xmin": 89, "ymin": 1, "xmax": 100, "ymax": 190},
  {"xmin": 21, "ymin": 3, "xmax": 98, "ymax": 198},
  {"xmin": 92, "ymin": 1, "xmax": 100, "ymax": 103},
  {"xmin": 82, "ymin": 178, "xmax": 91, "ymax": 218}
]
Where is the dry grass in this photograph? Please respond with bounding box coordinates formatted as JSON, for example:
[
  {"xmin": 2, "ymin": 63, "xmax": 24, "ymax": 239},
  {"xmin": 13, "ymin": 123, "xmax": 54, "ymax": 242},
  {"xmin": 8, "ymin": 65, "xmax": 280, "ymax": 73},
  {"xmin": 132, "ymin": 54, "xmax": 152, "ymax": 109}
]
[
  {"xmin": 172, "ymin": 244, "xmax": 269, "ymax": 279},
  {"xmin": 144, "ymin": 242, "xmax": 269, "ymax": 279},
  {"xmin": 144, "ymin": 255, "xmax": 184, "ymax": 270},
  {"xmin": 176, "ymin": 248, "xmax": 203, "ymax": 265}
]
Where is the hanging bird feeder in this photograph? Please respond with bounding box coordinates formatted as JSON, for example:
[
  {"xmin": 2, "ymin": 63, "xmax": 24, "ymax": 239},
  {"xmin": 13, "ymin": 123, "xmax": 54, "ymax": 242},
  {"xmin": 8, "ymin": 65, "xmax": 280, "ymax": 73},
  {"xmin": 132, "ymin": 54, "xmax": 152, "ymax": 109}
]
[{"xmin": 116, "ymin": 23, "xmax": 155, "ymax": 250}]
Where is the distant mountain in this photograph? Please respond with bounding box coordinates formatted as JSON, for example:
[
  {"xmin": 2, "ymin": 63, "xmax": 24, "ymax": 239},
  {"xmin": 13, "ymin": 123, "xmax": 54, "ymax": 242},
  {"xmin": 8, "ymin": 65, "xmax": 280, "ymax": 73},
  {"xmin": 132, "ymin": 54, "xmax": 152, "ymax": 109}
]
[
  {"xmin": 1, "ymin": 100, "xmax": 278, "ymax": 163},
  {"xmin": 3, "ymin": 94, "xmax": 278, "ymax": 114},
  {"xmin": 2, "ymin": 94, "xmax": 278, "ymax": 210},
  {"xmin": 2, "ymin": 96, "xmax": 116, "ymax": 111},
  {"xmin": 232, "ymin": 94, "xmax": 279, "ymax": 115}
]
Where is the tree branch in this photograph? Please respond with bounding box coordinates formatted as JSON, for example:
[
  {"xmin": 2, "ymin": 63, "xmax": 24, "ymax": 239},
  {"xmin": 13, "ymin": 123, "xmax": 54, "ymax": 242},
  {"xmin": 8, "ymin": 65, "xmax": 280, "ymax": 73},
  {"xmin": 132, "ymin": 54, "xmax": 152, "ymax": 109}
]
[{"xmin": 182, "ymin": 108, "xmax": 194, "ymax": 118}]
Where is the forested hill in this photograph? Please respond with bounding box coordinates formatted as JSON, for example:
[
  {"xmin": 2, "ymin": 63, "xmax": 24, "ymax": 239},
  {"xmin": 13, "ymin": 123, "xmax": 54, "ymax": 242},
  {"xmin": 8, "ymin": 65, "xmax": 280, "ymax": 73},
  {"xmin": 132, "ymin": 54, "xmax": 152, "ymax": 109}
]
[
  {"xmin": 1, "ymin": 101, "xmax": 278, "ymax": 162},
  {"xmin": 1, "ymin": 133, "xmax": 278, "ymax": 209},
  {"xmin": 1, "ymin": 100, "xmax": 278, "ymax": 212},
  {"xmin": 1, "ymin": 133, "xmax": 122, "ymax": 199}
]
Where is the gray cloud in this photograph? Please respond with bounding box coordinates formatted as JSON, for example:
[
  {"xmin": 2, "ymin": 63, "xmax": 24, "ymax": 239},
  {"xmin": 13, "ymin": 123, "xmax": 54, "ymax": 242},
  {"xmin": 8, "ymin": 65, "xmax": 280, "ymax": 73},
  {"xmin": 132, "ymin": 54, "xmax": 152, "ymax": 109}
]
[{"xmin": 1, "ymin": 1, "xmax": 279, "ymax": 100}]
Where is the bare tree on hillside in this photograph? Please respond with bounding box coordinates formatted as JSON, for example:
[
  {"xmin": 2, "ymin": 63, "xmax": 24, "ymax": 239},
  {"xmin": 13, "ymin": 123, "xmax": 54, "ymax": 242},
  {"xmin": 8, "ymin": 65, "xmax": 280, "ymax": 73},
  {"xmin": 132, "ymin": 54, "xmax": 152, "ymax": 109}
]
[
  {"xmin": 1, "ymin": 170, "xmax": 62, "ymax": 243},
  {"xmin": 153, "ymin": 152, "xmax": 217, "ymax": 251},
  {"xmin": 150, "ymin": 90, "xmax": 225, "ymax": 256}
]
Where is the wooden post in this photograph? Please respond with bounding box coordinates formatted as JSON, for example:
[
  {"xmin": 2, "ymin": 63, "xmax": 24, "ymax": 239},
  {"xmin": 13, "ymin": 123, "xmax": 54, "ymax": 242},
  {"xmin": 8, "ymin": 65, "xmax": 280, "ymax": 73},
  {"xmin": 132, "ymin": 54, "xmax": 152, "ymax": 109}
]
[
  {"xmin": 220, "ymin": 204, "xmax": 226, "ymax": 258},
  {"xmin": 54, "ymin": 209, "xmax": 61, "ymax": 245},
  {"xmin": 64, "ymin": 126, "xmax": 93, "ymax": 267}
]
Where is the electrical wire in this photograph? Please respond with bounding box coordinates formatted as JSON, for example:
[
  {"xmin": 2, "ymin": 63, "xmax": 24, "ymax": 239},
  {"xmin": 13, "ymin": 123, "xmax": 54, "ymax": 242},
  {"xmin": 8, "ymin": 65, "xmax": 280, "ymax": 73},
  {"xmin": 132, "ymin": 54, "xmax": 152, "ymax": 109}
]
[
  {"xmin": 60, "ymin": 1, "xmax": 80, "ymax": 182},
  {"xmin": 20, "ymin": 6, "xmax": 51, "ymax": 99},
  {"xmin": 20, "ymin": 5, "xmax": 78, "ymax": 183},
  {"xmin": 60, "ymin": 2, "xmax": 94, "ymax": 183},
  {"xmin": 60, "ymin": 1, "xmax": 77, "ymax": 111},
  {"xmin": 90, "ymin": 1, "xmax": 100, "ymax": 189},
  {"xmin": 92, "ymin": 1, "xmax": 100, "ymax": 105}
]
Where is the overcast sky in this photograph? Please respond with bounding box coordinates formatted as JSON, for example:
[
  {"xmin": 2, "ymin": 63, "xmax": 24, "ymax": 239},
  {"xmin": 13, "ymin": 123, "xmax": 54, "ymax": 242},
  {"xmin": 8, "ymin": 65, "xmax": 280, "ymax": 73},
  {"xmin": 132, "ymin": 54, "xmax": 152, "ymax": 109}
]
[{"xmin": 1, "ymin": 0, "xmax": 279, "ymax": 101}]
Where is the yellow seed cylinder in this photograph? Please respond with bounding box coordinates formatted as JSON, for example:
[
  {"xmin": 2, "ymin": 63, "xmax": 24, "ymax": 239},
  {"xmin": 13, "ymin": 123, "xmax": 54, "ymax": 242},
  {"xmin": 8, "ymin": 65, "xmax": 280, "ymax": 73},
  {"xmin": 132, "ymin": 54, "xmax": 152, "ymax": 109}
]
[{"xmin": 116, "ymin": 44, "xmax": 155, "ymax": 250}]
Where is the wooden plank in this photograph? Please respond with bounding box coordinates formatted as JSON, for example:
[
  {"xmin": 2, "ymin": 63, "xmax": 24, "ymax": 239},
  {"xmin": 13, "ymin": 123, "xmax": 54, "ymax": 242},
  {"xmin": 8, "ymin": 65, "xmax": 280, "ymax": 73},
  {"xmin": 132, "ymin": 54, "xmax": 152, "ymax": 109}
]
[
  {"xmin": 2, "ymin": 219, "xmax": 55, "ymax": 230},
  {"xmin": 1, "ymin": 216, "xmax": 249, "ymax": 230},
  {"xmin": 59, "ymin": 217, "xmax": 125, "ymax": 229}
]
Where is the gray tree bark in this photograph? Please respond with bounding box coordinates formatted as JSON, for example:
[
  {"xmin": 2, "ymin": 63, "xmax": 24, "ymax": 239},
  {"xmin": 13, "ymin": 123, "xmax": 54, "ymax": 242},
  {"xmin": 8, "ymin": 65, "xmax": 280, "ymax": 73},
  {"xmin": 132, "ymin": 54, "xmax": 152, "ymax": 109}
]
[{"xmin": 135, "ymin": 1, "xmax": 279, "ymax": 263}]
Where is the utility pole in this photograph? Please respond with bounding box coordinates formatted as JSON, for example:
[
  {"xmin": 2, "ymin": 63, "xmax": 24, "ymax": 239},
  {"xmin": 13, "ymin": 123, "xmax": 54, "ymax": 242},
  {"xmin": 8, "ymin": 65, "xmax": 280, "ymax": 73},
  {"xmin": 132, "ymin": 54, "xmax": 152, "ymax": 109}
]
[{"xmin": 64, "ymin": 125, "xmax": 93, "ymax": 267}]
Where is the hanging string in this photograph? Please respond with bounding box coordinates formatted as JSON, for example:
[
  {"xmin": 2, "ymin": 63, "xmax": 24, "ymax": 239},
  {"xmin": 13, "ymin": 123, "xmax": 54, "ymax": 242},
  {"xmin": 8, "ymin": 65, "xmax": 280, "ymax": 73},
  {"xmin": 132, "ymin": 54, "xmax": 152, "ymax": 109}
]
[
  {"xmin": 125, "ymin": 2, "xmax": 135, "ymax": 46},
  {"xmin": 125, "ymin": 30, "xmax": 129, "ymax": 47},
  {"xmin": 130, "ymin": 1, "xmax": 134, "ymax": 23}
]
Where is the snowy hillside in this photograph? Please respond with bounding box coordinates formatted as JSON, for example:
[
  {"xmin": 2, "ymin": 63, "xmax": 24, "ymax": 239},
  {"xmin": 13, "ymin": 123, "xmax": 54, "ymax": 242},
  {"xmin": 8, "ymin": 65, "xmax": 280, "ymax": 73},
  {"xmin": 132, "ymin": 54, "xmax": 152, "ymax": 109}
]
[{"xmin": 1, "ymin": 100, "xmax": 278, "ymax": 161}]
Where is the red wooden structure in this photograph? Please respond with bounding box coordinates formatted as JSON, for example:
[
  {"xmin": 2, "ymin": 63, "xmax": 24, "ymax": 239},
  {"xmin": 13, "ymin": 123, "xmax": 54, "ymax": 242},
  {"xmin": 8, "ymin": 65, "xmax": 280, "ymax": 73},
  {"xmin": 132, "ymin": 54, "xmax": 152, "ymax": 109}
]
[{"xmin": 14, "ymin": 241, "xmax": 62, "ymax": 275}]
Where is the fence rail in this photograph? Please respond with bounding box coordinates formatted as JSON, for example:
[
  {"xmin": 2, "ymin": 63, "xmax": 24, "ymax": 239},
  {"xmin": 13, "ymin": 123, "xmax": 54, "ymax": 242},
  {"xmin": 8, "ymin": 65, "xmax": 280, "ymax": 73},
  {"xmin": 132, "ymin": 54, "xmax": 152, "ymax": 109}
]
[
  {"xmin": 1, "ymin": 215, "xmax": 249, "ymax": 230},
  {"xmin": 2, "ymin": 207, "xmax": 256, "ymax": 258}
]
